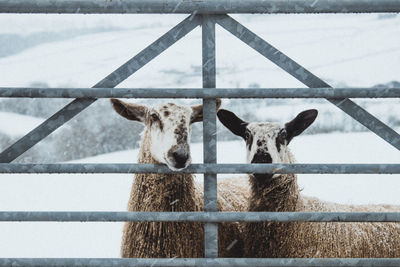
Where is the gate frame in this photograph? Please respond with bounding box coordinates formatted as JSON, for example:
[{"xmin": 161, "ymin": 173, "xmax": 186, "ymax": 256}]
[{"xmin": 1, "ymin": 1, "xmax": 400, "ymax": 266}]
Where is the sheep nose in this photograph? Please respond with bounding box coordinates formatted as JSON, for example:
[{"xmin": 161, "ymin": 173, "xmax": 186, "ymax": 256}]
[
  {"xmin": 251, "ymin": 152, "xmax": 272, "ymax": 164},
  {"xmin": 172, "ymin": 150, "xmax": 189, "ymax": 168}
]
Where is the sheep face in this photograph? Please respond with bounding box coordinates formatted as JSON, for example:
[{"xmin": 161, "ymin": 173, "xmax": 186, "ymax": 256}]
[
  {"xmin": 111, "ymin": 98, "xmax": 221, "ymax": 171},
  {"xmin": 147, "ymin": 103, "xmax": 194, "ymax": 171},
  {"xmin": 245, "ymin": 122, "xmax": 290, "ymax": 164},
  {"xmin": 217, "ymin": 109, "xmax": 318, "ymax": 166}
]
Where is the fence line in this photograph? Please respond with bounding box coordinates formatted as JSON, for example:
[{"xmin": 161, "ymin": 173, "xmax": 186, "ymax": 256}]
[
  {"xmin": 1, "ymin": 0, "xmax": 400, "ymax": 14},
  {"xmin": 1, "ymin": 163, "xmax": 400, "ymax": 174},
  {"xmin": 1, "ymin": 87, "xmax": 400, "ymax": 98}
]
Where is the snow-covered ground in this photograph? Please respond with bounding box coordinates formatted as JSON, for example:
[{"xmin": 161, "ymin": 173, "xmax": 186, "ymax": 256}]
[
  {"xmin": 0, "ymin": 112, "xmax": 44, "ymax": 137},
  {"xmin": 0, "ymin": 131, "xmax": 399, "ymax": 257}
]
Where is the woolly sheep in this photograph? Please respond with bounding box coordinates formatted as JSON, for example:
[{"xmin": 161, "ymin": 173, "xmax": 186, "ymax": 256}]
[
  {"xmin": 217, "ymin": 108, "xmax": 400, "ymax": 258},
  {"xmin": 111, "ymin": 99, "xmax": 247, "ymax": 258}
]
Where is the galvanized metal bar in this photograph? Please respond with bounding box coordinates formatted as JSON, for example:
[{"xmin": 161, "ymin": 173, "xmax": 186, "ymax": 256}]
[
  {"xmin": 216, "ymin": 15, "xmax": 400, "ymax": 151},
  {"xmin": 2, "ymin": 0, "xmax": 400, "ymax": 14},
  {"xmin": 1, "ymin": 163, "xmax": 400, "ymax": 174},
  {"xmin": 1, "ymin": 211, "xmax": 400, "ymax": 222},
  {"xmin": 202, "ymin": 14, "xmax": 218, "ymax": 258},
  {"xmin": 1, "ymin": 258, "xmax": 400, "ymax": 267},
  {"xmin": 2, "ymin": 87, "xmax": 400, "ymax": 99},
  {"xmin": 0, "ymin": 15, "xmax": 201, "ymax": 163}
]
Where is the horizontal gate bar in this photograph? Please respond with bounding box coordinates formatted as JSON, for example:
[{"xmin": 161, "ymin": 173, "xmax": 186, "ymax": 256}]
[
  {"xmin": 1, "ymin": 163, "xmax": 399, "ymax": 174},
  {"xmin": 1, "ymin": 258, "xmax": 400, "ymax": 267},
  {"xmin": 1, "ymin": 87, "xmax": 400, "ymax": 99},
  {"xmin": 1, "ymin": 0, "xmax": 400, "ymax": 14},
  {"xmin": 1, "ymin": 211, "xmax": 400, "ymax": 222}
]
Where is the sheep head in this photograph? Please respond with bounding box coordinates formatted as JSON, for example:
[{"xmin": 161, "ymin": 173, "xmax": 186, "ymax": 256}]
[
  {"xmin": 217, "ymin": 109, "xmax": 318, "ymax": 166},
  {"xmin": 111, "ymin": 98, "xmax": 221, "ymax": 171}
]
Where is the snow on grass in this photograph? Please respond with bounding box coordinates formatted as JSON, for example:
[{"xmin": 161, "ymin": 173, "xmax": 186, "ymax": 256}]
[
  {"xmin": 0, "ymin": 131, "xmax": 399, "ymax": 257},
  {"xmin": 291, "ymin": 131, "xmax": 400, "ymax": 205},
  {"xmin": 0, "ymin": 14, "xmax": 399, "ymax": 88},
  {"xmin": 0, "ymin": 111, "xmax": 44, "ymax": 137},
  {"xmin": 0, "ymin": 14, "xmax": 187, "ymax": 36},
  {"xmin": 217, "ymin": 14, "xmax": 400, "ymax": 88},
  {"xmin": 0, "ymin": 20, "xmax": 202, "ymax": 88}
]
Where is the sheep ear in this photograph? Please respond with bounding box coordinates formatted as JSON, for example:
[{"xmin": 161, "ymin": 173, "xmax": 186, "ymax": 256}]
[
  {"xmin": 285, "ymin": 109, "xmax": 318, "ymax": 143},
  {"xmin": 110, "ymin": 98, "xmax": 148, "ymax": 122},
  {"xmin": 191, "ymin": 98, "xmax": 222, "ymax": 123},
  {"xmin": 217, "ymin": 109, "xmax": 248, "ymax": 139}
]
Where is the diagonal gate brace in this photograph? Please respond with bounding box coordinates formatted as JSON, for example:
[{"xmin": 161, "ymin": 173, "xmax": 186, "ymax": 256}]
[
  {"xmin": 0, "ymin": 14, "xmax": 201, "ymax": 163},
  {"xmin": 216, "ymin": 14, "xmax": 400, "ymax": 151}
]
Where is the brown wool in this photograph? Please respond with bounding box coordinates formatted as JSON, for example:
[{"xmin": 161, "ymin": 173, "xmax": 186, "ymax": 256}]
[
  {"xmin": 120, "ymin": 129, "xmax": 249, "ymax": 258},
  {"xmin": 243, "ymin": 150, "xmax": 400, "ymax": 258}
]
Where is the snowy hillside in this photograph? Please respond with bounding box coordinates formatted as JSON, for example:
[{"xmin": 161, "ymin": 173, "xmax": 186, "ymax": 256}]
[
  {"xmin": 0, "ymin": 111, "xmax": 44, "ymax": 137},
  {"xmin": 0, "ymin": 14, "xmax": 399, "ymax": 88}
]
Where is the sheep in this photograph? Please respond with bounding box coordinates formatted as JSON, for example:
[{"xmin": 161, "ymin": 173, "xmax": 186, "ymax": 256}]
[
  {"xmin": 110, "ymin": 99, "xmax": 248, "ymax": 258},
  {"xmin": 217, "ymin": 108, "xmax": 400, "ymax": 258}
]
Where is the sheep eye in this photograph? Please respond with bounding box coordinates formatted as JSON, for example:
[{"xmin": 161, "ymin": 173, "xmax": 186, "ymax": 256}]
[
  {"xmin": 277, "ymin": 129, "xmax": 287, "ymax": 144},
  {"xmin": 151, "ymin": 113, "xmax": 159, "ymax": 121},
  {"xmin": 244, "ymin": 131, "xmax": 251, "ymax": 140}
]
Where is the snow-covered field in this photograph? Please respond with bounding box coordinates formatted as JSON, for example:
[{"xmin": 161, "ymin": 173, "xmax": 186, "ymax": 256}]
[
  {"xmin": 0, "ymin": 14, "xmax": 399, "ymax": 88},
  {"xmin": 0, "ymin": 112, "xmax": 44, "ymax": 137},
  {"xmin": 0, "ymin": 131, "xmax": 399, "ymax": 257}
]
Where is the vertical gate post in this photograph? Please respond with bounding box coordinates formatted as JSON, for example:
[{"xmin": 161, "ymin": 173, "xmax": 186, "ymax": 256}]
[{"xmin": 202, "ymin": 14, "xmax": 218, "ymax": 258}]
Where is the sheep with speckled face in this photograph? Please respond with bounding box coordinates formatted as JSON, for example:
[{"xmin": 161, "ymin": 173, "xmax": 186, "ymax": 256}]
[
  {"xmin": 111, "ymin": 99, "xmax": 248, "ymax": 258},
  {"xmin": 217, "ymin": 108, "xmax": 400, "ymax": 258}
]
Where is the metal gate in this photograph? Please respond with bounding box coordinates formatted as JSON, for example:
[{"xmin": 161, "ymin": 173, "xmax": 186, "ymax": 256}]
[{"xmin": 1, "ymin": 0, "xmax": 400, "ymax": 266}]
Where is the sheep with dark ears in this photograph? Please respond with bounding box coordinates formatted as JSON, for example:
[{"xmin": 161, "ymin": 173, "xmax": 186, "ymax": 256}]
[{"xmin": 218, "ymin": 108, "xmax": 400, "ymax": 258}]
